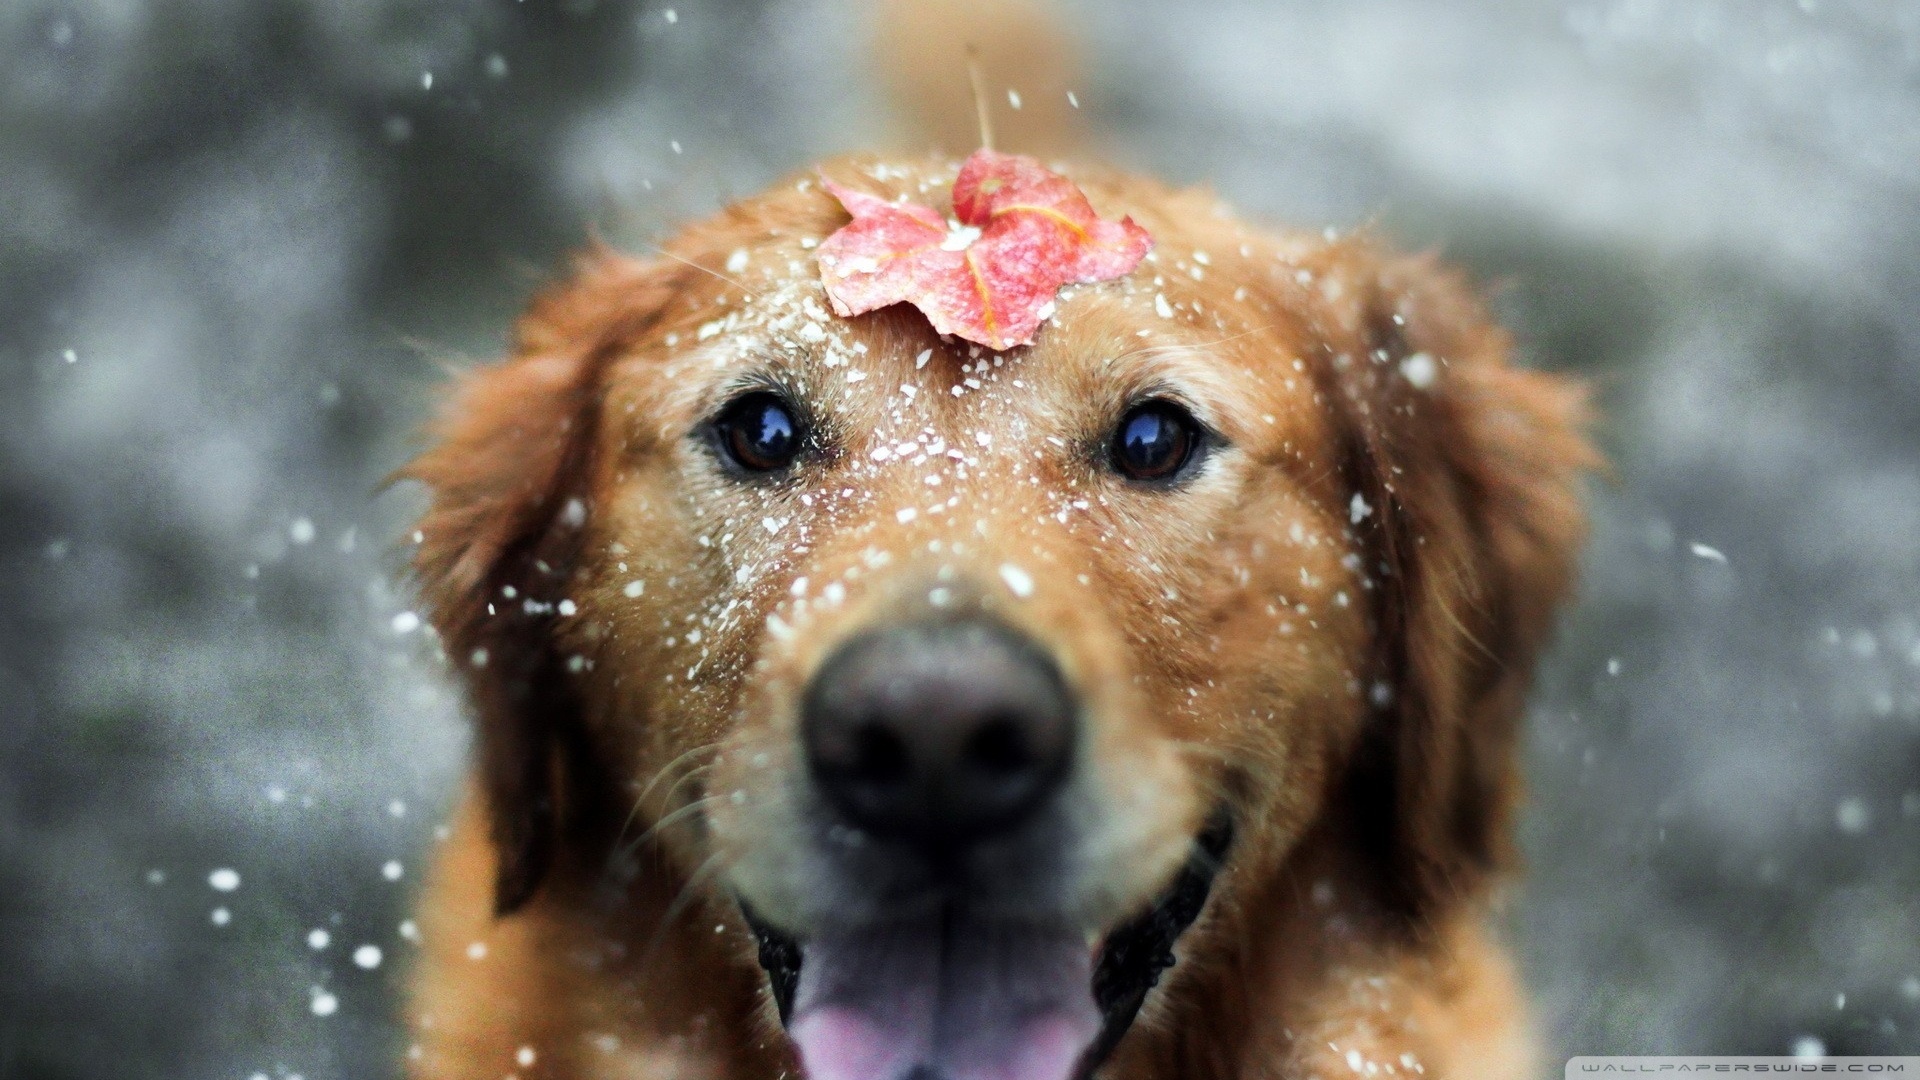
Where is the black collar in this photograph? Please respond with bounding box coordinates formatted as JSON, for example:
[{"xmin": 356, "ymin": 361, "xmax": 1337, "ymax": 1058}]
[{"xmin": 741, "ymin": 813, "xmax": 1234, "ymax": 1080}]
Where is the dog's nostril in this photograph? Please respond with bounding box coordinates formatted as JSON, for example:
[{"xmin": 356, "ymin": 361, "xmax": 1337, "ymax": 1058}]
[
  {"xmin": 964, "ymin": 717, "xmax": 1031, "ymax": 776},
  {"xmin": 848, "ymin": 724, "xmax": 912, "ymax": 785},
  {"xmin": 802, "ymin": 619, "xmax": 1077, "ymax": 850}
]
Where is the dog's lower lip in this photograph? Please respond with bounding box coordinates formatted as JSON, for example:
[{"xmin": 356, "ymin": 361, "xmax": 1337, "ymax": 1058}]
[{"xmin": 738, "ymin": 809, "xmax": 1234, "ymax": 1079}]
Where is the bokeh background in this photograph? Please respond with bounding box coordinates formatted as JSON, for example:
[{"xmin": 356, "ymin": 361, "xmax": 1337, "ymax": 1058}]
[{"xmin": 3, "ymin": 0, "xmax": 1918, "ymax": 1076}]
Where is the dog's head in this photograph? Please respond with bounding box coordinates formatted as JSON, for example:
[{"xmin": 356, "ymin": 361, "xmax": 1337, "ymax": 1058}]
[{"xmin": 403, "ymin": 156, "xmax": 1591, "ymax": 1080}]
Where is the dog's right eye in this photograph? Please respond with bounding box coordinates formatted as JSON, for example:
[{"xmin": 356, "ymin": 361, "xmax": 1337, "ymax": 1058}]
[{"xmin": 714, "ymin": 392, "xmax": 804, "ymax": 473}]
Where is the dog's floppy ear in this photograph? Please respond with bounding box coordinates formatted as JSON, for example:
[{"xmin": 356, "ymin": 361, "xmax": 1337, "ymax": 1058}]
[
  {"xmin": 400, "ymin": 247, "xmax": 682, "ymax": 915},
  {"xmin": 1308, "ymin": 242, "xmax": 1598, "ymax": 922}
]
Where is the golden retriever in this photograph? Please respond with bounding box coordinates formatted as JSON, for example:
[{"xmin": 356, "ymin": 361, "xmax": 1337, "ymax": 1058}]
[
  {"xmin": 397, "ymin": 6, "xmax": 1597, "ymax": 1060},
  {"xmin": 395, "ymin": 145, "xmax": 1592, "ymax": 1080}
]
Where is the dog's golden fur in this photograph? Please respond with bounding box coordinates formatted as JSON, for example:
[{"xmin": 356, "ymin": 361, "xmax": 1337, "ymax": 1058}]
[{"xmin": 398, "ymin": 156, "xmax": 1592, "ymax": 1080}]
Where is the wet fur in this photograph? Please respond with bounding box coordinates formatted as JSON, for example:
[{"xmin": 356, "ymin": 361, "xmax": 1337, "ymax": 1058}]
[{"xmin": 400, "ymin": 161, "xmax": 1594, "ymax": 1080}]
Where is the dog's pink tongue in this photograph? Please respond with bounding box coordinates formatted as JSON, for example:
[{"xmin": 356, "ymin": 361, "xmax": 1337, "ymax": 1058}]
[{"xmin": 789, "ymin": 913, "xmax": 1099, "ymax": 1080}]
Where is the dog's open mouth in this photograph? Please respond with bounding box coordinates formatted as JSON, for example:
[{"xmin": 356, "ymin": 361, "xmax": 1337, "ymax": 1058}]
[{"xmin": 742, "ymin": 814, "xmax": 1233, "ymax": 1080}]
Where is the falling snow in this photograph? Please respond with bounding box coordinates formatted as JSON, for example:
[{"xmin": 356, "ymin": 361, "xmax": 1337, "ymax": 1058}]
[{"xmin": 12, "ymin": 2, "xmax": 1920, "ymax": 1074}]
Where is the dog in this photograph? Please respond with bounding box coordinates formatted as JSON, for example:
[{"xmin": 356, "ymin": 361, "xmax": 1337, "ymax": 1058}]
[{"xmin": 396, "ymin": 18, "xmax": 1593, "ymax": 1078}]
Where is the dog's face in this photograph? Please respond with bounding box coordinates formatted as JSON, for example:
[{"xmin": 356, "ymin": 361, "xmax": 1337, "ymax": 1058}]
[{"xmin": 405, "ymin": 157, "xmax": 1590, "ymax": 1080}]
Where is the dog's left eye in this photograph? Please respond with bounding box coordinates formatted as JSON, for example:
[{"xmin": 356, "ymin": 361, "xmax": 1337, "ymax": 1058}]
[
  {"xmin": 1110, "ymin": 400, "xmax": 1204, "ymax": 483},
  {"xmin": 714, "ymin": 392, "xmax": 804, "ymax": 473}
]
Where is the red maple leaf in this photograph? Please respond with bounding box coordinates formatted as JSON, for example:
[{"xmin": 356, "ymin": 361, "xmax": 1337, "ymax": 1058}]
[{"xmin": 815, "ymin": 150, "xmax": 1153, "ymax": 350}]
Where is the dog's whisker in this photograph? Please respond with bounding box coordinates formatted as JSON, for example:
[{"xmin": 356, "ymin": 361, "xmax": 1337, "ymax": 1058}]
[
  {"xmin": 1164, "ymin": 738, "xmax": 1239, "ymax": 765},
  {"xmin": 614, "ymin": 744, "xmax": 726, "ymax": 854},
  {"xmin": 638, "ymin": 741, "xmax": 726, "ymax": 805},
  {"xmin": 622, "ymin": 762, "xmax": 721, "ymax": 855},
  {"xmin": 658, "ymin": 760, "xmax": 720, "ymax": 808},
  {"xmin": 618, "ymin": 793, "xmax": 721, "ymax": 863},
  {"xmin": 1106, "ymin": 325, "xmax": 1278, "ymax": 368},
  {"xmin": 636, "ymin": 848, "xmax": 736, "ymax": 977},
  {"xmin": 648, "ymin": 244, "xmax": 758, "ymax": 300}
]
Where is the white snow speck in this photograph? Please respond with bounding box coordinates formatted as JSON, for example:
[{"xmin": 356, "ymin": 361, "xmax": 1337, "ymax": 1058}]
[
  {"xmin": 725, "ymin": 248, "xmax": 749, "ymax": 274},
  {"xmin": 663, "ymin": 7, "xmax": 677, "ymax": 22},
  {"xmin": 311, "ymin": 990, "xmax": 338, "ymax": 1017},
  {"xmin": 1349, "ymin": 492, "xmax": 1373, "ymax": 524},
  {"xmin": 1346, "ymin": 1048, "xmax": 1365, "ymax": 1072},
  {"xmin": 1689, "ymin": 542, "xmax": 1727, "ymax": 563},
  {"xmin": 388, "ymin": 800, "xmax": 406, "ymax": 818},
  {"xmin": 467, "ymin": 941, "xmax": 488, "ymax": 960},
  {"xmin": 1836, "ymin": 797, "xmax": 1871, "ymax": 834},
  {"xmin": 896, "ymin": 507, "xmax": 918, "ymax": 524},
  {"xmin": 941, "ymin": 224, "xmax": 983, "ymax": 252},
  {"xmin": 399, "ymin": 920, "xmax": 420, "ymax": 943},
  {"xmin": 1007, "ymin": 89, "xmax": 1022, "ymax": 109},
  {"xmin": 517, "ymin": 1047, "xmax": 538, "ymax": 1068},
  {"xmin": 1400, "ymin": 351, "xmax": 1437, "ymax": 389},
  {"xmin": 1066, "ymin": 90, "xmax": 1079, "ymax": 108},
  {"xmin": 623, "ymin": 580, "xmax": 645, "ymax": 598},
  {"xmin": 209, "ymin": 868, "xmax": 240, "ymax": 892},
  {"xmin": 557, "ymin": 599, "xmax": 577, "ymax": 617},
  {"xmin": 382, "ymin": 860, "xmax": 404, "ymax": 881},
  {"xmin": 62, "ymin": 348, "xmax": 78, "ymax": 363},
  {"xmin": 353, "ymin": 945, "xmax": 383, "ymax": 970},
  {"xmin": 289, "ymin": 518, "xmax": 315, "ymax": 545},
  {"xmin": 1792, "ymin": 1036, "xmax": 1826, "ymax": 1060},
  {"xmin": 391, "ymin": 611, "xmax": 420, "ymax": 634},
  {"xmin": 914, "ymin": 348, "xmax": 932, "ymax": 369},
  {"xmin": 1606, "ymin": 658, "xmax": 1622, "ymax": 676},
  {"xmin": 210, "ymin": 907, "xmax": 231, "ymax": 926},
  {"xmin": 1154, "ymin": 293, "xmax": 1174, "ymax": 319},
  {"xmin": 560, "ymin": 497, "xmax": 587, "ymax": 528},
  {"xmin": 307, "ymin": 928, "xmax": 331, "ymax": 950},
  {"xmin": 998, "ymin": 563, "xmax": 1035, "ymax": 598}
]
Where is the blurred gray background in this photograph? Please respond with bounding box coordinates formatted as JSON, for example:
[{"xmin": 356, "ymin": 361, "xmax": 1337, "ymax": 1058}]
[{"xmin": 3, "ymin": 1, "xmax": 1917, "ymax": 1076}]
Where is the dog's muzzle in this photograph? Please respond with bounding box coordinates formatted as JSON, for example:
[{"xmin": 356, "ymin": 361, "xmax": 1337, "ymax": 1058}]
[
  {"xmin": 736, "ymin": 615, "xmax": 1234, "ymax": 1080},
  {"xmin": 741, "ymin": 812, "xmax": 1234, "ymax": 1080}
]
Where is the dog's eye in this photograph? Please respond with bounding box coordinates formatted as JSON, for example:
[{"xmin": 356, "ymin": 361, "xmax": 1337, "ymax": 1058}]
[
  {"xmin": 715, "ymin": 392, "xmax": 804, "ymax": 473},
  {"xmin": 1110, "ymin": 400, "xmax": 1202, "ymax": 483}
]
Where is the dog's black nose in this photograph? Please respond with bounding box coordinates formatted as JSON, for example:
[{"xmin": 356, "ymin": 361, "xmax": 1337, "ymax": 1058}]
[{"xmin": 802, "ymin": 619, "xmax": 1076, "ymax": 851}]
